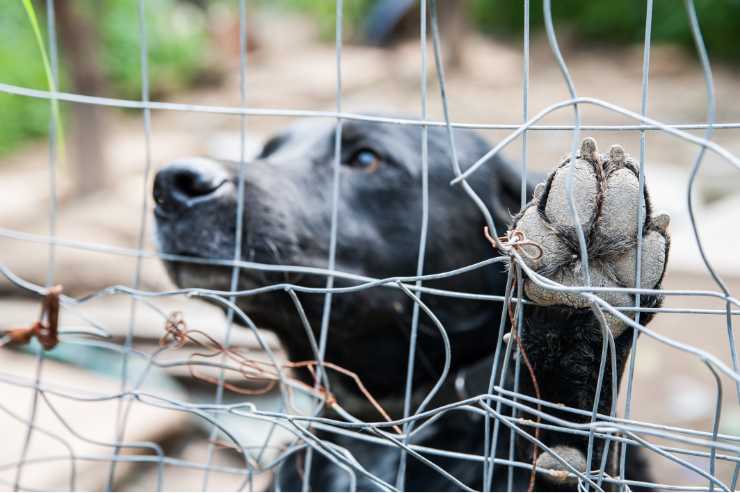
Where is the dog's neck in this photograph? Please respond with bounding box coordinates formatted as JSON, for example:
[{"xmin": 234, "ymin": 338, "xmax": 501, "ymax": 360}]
[{"xmin": 325, "ymin": 348, "xmax": 504, "ymax": 423}]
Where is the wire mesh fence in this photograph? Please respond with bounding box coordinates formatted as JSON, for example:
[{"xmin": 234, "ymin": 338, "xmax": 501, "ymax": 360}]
[{"xmin": 1, "ymin": 0, "xmax": 740, "ymax": 491}]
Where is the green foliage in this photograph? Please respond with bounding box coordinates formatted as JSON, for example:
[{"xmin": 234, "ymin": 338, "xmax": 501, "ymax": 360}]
[
  {"xmin": 0, "ymin": 0, "xmax": 212, "ymax": 156},
  {"xmin": 21, "ymin": 0, "xmax": 64, "ymax": 157},
  {"xmin": 0, "ymin": 2, "xmax": 53, "ymax": 155},
  {"xmin": 96, "ymin": 0, "xmax": 210, "ymax": 99},
  {"xmin": 470, "ymin": 0, "xmax": 740, "ymax": 61}
]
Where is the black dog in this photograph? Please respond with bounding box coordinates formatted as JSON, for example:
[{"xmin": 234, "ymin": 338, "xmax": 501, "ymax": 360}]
[{"xmin": 153, "ymin": 119, "xmax": 668, "ymax": 491}]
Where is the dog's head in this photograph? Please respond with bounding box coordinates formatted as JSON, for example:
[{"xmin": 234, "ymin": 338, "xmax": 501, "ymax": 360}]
[{"xmin": 154, "ymin": 118, "xmax": 529, "ymax": 399}]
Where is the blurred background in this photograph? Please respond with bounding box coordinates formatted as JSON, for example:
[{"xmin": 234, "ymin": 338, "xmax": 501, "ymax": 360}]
[{"xmin": 1, "ymin": 0, "xmax": 740, "ymax": 490}]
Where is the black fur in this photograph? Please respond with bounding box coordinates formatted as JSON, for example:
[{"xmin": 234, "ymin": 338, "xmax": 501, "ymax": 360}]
[{"xmin": 153, "ymin": 119, "xmax": 656, "ymax": 491}]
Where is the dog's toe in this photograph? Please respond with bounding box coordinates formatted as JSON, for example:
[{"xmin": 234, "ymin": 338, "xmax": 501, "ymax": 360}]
[
  {"xmin": 614, "ymin": 228, "xmax": 669, "ymax": 289},
  {"xmin": 544, "ymin": 158, "xmax": 598, "ymax": 228},
  {"xmin": 598, "ymin": 165, "xmax": 644, "ymax": 241},
  {"xmin": 514, "ymin": 203, "xmax": 569, "ymax": 273}
]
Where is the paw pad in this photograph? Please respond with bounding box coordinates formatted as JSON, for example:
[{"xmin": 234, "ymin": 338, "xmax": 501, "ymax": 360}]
[{"xmin": 512, "ymin": 137, "xmax": 670, "ymax": 334}]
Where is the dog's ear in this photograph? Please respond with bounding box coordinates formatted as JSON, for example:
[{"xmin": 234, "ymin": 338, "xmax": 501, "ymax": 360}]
[{"xmin": 489, "ymin": 157, "xmax": 543, "ymax": 229}]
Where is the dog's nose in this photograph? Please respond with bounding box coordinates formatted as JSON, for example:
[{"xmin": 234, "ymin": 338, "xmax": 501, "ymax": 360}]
[{"xmin": 153, "ymin": 158, "xmax": 228, "ymax": 213}]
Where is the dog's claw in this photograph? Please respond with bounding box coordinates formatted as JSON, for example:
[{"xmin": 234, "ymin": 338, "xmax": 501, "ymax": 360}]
[
  {"xmin": 533, "ymin": 182, "xmax": 545, "ymax": 201},
  {"xmin": 512, "ymin": 137, "xmax": 669, "ymax": 335},
  {"xmin": 579, "ymin": 136, "xmax": 599, "ymax": 161},
  {"xmin": 608, "ymin": 143, "xmax": 625, "ymax": 164}
]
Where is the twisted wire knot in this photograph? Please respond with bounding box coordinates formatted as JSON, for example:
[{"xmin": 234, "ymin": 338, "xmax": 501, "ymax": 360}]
[
  {"xmin": 484, "ymin": 226, "xmax": 544, "ymax": 260},
  {"xmin": 161, "ymin": 311, "xmax": 189, "ymax": 348},
  {"xmin": 2, "ymin": 285, "xmax": 62, "ymax": 351}
]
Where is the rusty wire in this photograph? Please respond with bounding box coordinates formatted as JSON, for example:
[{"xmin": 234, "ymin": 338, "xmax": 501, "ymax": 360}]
[
  {"xmin": 159, "ymin": 311, "xmax": 402, "ymax": 435},
  {"xmin": 1, "ymin": 285, "xmax": 62, "ymax": 351}
]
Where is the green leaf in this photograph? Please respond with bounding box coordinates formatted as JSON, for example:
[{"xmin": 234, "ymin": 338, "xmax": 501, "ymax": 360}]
[{"xmin": 20, "ymin": 0, "xmax": 64, "ymax": 157}]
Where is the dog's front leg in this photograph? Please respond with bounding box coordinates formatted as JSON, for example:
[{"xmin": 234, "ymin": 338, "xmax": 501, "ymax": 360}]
[{"xmin": 505, "ymin": 137, "xmax": 670, "ymax": 490}]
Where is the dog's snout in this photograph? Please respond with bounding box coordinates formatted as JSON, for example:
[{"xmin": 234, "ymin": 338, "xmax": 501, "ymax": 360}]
[{"xmin": 153, "ymin": 158, "xmax": 228, "ymax": 213}]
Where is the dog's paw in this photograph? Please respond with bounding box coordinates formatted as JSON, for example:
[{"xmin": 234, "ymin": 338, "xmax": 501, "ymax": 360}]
[{"xmin": 511, "ymin": 137, "xmax": 670, "ymax": 334}]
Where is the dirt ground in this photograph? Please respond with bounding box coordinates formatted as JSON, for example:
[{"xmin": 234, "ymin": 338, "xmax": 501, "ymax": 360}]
[{"xmin": 1, "ymin": 9, "xmax": 740, "ymax": 490}]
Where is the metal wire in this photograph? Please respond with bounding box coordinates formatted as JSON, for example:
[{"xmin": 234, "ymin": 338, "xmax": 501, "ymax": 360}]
[{"xmin": 1, "ymin": 0, "xmax": 739, "ymax": 491}]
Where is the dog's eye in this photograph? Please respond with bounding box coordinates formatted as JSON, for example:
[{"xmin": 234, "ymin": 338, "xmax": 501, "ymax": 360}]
[{"xmin": 347, "ymin": 149, "xmax": 381, "ymax": 172}]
